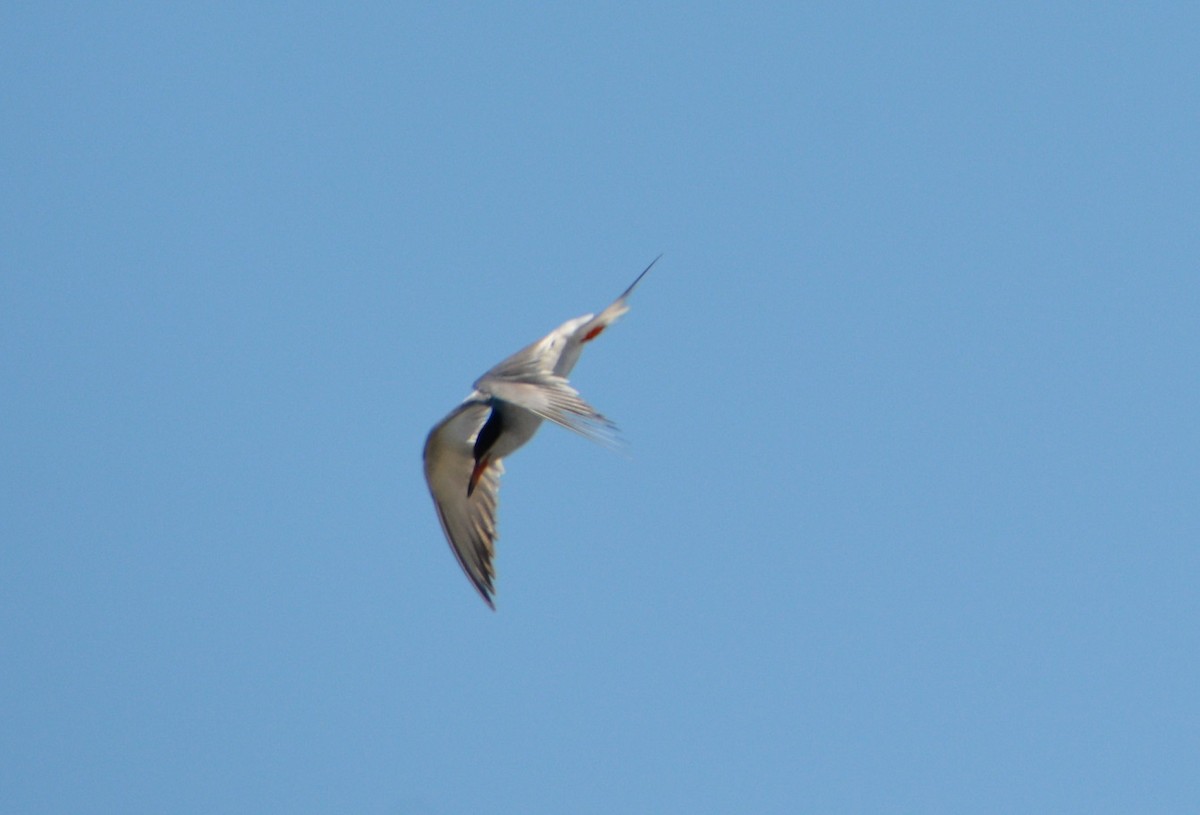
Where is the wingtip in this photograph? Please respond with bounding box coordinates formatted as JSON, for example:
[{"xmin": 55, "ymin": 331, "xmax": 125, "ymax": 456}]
[
  {"xmin": 617, "ymin": 254, "xmax": 663, "ymax": 301},
  {"xmin": 470, "ymin": 579, "xmax": 497, "ymax": 610},
  {"xmin": 469, "ymin": 569, "xmax": 497, "ymax": 609}
]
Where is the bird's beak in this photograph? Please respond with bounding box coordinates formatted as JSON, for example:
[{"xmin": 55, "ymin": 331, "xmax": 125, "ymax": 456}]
[{"xmin": 467, "ymin": 455, "xmax": 489, "ymax": 497}]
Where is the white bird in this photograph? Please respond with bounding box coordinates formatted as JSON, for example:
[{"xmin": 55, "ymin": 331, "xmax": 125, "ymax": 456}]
[{"xmin": 423, "ymin": 257, "xmax": 659, "ymax": 608}]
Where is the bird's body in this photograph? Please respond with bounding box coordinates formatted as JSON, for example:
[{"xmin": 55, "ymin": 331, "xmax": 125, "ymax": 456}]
[{"xmin": 423, "ymin": 259, "xmax": 657, "ymax": 608}]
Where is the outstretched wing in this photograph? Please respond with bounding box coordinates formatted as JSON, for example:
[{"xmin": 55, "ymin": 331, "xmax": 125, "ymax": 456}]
[
  {"xmin": 423, "ymin": 400, "xmax": 505, "ymax": 608},
  {"xmin": 553, "ymin": 254, "xmax": 661, "ymax": 377},
  {"xmin": 480, "ymin": 255, "xmax": 662, "ymax": 386}
]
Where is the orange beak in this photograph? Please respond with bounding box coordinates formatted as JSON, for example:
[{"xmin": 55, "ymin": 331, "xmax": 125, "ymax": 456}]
[{"xmin": 467, "ymin": 455, "xmax": 489, "ymax": 497}]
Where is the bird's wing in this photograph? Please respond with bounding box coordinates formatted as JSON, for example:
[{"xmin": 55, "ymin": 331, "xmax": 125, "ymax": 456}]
[
  {"xmin": 553, "ymin": 254, "xmax": 661, "ymax": 377},
  {"xmin": 482, "ymin": 256, "xmax": 662, "ymax": 384},
  {"xmin": 475, "ymin": 367, "xmax": 618, "ymax": 447},
  {"xmin": 423, "ymin": 400, "xmax": 505, "ymax": 608}
]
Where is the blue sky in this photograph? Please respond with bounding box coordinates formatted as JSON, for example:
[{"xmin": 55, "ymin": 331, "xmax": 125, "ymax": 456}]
[{"xmin": 3, "ymin": 4, "xmax": 1198, "ymax": 813}]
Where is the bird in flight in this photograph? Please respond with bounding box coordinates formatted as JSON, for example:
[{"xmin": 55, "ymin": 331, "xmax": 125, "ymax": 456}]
[{"xmin": 423, "ymin": 257, "xmax": 659, "ymax": 608}]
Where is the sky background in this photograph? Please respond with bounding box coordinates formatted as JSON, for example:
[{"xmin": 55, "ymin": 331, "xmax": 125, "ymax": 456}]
[{"xmin": 3, "ymin": 4, "xmax": 1198, "ymax": 813}]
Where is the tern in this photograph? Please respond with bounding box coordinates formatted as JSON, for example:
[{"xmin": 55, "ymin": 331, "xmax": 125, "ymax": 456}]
[{"xmin": 423, "ymin": 257, "xmax": 659, "ymax": 608}]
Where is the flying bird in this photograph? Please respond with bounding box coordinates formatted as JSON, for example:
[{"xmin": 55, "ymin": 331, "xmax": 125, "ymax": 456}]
[{"xmin": 423, "ymin": 257, "xmax": 659, "ymax": 608}]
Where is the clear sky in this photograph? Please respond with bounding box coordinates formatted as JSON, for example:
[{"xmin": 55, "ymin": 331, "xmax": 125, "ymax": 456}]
[{"xmin": 3, "ymin": 4, "xmax": 1198, "ymax": 813}]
